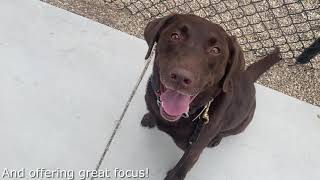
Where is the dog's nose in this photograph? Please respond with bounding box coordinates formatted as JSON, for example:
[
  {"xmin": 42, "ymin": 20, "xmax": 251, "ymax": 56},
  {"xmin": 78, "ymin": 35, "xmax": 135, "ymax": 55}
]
[{"xmin": 169, "ymin": 68, "xmax": 194, "ymax": 86}]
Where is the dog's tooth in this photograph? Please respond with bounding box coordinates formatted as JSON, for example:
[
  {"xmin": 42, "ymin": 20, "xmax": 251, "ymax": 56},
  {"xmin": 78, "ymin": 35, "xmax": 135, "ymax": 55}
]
[
  {"xmin": 183, "ymin": 113, "xmax": 189, "ymax": 118},
  {"xmin": 157, "ymin": 99, "xmax": 162, "ymax": 106}
]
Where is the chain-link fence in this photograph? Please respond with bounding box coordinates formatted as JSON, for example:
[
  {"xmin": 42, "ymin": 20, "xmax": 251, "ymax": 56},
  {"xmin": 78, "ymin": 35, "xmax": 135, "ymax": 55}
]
[{"xmin": 102, "ymin": 0, "xmax": 319, "ymax": 62}]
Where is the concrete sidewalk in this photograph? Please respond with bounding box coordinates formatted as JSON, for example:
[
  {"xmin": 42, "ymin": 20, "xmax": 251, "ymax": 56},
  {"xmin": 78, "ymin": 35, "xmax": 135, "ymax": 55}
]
[{"xmin": 0, "ymin": 1, "xmax": 319, "ymax": 180}]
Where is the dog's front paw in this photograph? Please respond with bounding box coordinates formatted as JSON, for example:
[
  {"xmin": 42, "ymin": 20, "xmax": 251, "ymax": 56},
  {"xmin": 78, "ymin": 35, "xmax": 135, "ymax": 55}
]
[
  {"xmin": 141, "ymin": 113, "xmax": 156, "ymax": 128},
  {"xmin": 164, "ymin": 169, "xmax": 185, "ymax": 180}
]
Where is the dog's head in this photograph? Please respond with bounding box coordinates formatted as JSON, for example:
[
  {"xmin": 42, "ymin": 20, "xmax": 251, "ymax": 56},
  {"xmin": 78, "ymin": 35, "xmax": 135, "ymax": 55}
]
[{"xmin": 144, "ymin": 14, "xmax": 244, "ymax": 121}]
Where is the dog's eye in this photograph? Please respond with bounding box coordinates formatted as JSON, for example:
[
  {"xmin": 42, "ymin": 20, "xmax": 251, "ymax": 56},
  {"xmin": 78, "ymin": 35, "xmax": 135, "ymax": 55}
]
[
  {"xmin": 208, "ymin": 47, "xmax": 220, "ymax": 55},
  {"xmin": 170, "ymin": 32, "xmax": 181, "ymax": 41}
]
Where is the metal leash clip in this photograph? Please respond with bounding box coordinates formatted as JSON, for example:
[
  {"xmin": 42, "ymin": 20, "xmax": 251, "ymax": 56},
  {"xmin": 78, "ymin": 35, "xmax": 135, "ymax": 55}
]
[{"xmin": 201, "ymin": 99, "xmax": 213, "ymax": 124}]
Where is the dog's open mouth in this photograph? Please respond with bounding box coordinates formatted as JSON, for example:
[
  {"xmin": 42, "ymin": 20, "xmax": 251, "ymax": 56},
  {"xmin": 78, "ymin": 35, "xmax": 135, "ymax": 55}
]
[{"xmin": 158, "ymin": 82, "xmax": 197, "ymax": 121}]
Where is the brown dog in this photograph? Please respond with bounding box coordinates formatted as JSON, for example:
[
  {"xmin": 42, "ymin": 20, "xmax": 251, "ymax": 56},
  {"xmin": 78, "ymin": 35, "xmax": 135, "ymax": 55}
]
[{"xmin": 141, "ymin": 14, "xmax": 281, "ymax": 180}]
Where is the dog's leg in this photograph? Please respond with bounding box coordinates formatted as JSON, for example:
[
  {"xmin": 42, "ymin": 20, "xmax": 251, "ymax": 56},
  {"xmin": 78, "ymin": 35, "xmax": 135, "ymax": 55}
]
[
  {"xmin": 164, "ymin": 93, "xmax": 231, "ymax": 180},
  {"xmin": 164, "ymin": 128, "xmax": 220, "ymax": 180},
  {"xmin": 164, "ymin": 147, "xmax": 203, "ymax": 180},
  {"xmin": 141, "ymin": 112, "xmax": 156, "ymax": 128}
]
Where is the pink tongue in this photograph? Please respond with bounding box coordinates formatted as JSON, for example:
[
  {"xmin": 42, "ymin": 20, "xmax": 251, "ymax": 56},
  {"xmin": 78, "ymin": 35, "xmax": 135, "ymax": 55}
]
[{"xmin": 160, "ymin": 89, "xmax": 191, "ymax": 116}]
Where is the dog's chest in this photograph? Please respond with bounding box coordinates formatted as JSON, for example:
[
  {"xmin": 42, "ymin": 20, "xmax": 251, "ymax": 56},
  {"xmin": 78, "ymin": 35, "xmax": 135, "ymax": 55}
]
[{"xmin": 157, "ymin": 118, "xmax": 196, "ymax": 145}]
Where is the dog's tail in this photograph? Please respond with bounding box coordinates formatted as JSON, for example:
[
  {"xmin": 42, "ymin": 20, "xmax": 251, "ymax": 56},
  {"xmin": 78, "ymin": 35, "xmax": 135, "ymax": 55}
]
[{"xmin": 245, "ymin": 47, "xmax": 281, "ymax": 82}]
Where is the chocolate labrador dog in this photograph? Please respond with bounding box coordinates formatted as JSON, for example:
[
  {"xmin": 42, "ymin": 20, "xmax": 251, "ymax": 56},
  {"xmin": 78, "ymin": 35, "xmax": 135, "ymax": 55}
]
[{"xmin": 141, "ymin": 14, "xmax": 280, "ymax": 180}]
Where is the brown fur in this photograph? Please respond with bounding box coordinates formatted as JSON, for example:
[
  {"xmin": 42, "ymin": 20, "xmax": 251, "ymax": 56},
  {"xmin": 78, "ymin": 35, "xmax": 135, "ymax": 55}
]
[{"xmin": 141, "ymin": 14, "xmax": 281, "ymax": 180}]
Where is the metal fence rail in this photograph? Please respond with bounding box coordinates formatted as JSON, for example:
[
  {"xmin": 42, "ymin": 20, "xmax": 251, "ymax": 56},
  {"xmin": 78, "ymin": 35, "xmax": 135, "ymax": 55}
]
[{"xmin": 102, "ymin": 0, "xmax": 319, "ymax": 61}]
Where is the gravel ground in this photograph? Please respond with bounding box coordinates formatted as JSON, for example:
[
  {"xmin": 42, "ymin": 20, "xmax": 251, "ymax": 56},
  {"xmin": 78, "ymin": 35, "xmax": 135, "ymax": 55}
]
[{"xmin": 42, "ymin": 0, "xmax": 320, "ymax": 106}]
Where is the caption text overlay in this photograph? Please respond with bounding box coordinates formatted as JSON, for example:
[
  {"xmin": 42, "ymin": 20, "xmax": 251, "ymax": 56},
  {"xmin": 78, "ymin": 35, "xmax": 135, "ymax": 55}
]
[{"xmin": 1, "ymin": 168, "xmax": 149, "ymax": 179}]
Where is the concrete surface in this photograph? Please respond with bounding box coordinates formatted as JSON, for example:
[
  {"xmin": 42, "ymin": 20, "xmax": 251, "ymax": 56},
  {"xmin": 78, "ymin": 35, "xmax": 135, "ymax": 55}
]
[
  {"xmin": 99, "ymin": 70, "xmax": 320, "ymax": 180},
  {"xmin": 0, "ymin": 1, "xmax": 319, "ymax": 180},
  {"xmin": 0, "ymin": 0, "xmax": 146, "ymax": 179}
]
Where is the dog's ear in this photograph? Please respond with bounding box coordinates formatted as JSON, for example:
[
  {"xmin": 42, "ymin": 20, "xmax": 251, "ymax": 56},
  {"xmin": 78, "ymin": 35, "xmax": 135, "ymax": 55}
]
[
  {"xmin": 144, "ymin": 14, "xmax": 177, "ymax": 59},
  {"xmin": 222, "ymin": 36, "xmax": 245, "ymax": 92}
]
